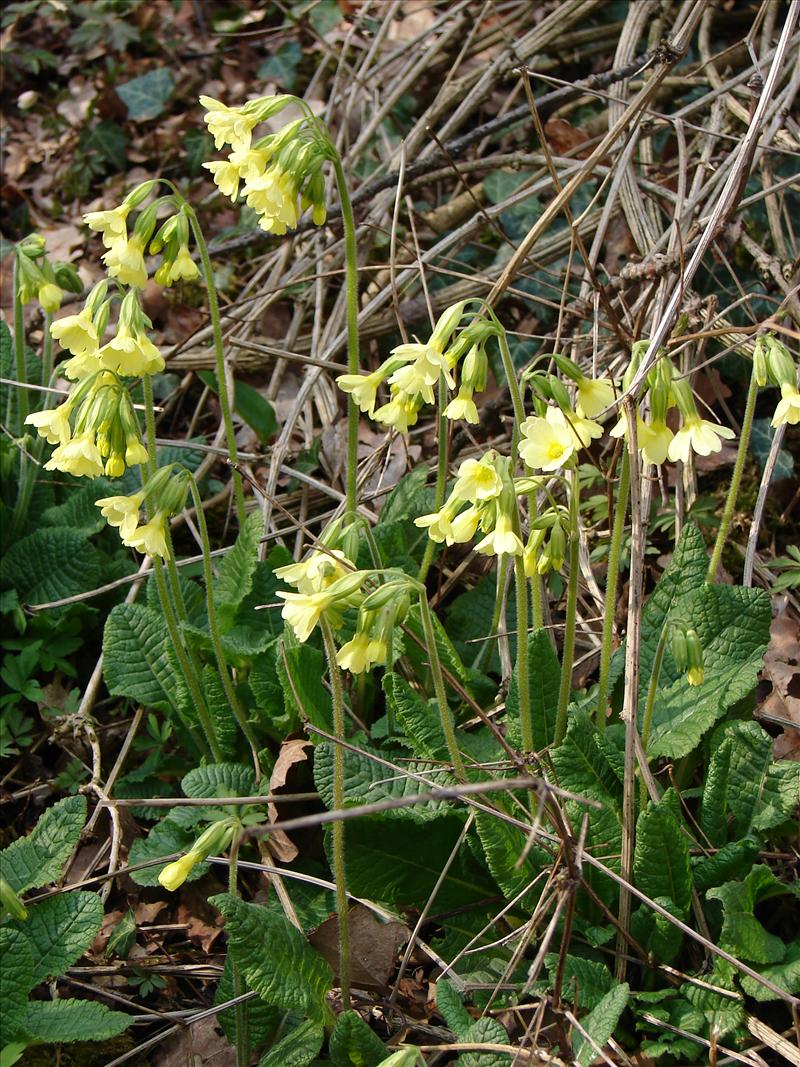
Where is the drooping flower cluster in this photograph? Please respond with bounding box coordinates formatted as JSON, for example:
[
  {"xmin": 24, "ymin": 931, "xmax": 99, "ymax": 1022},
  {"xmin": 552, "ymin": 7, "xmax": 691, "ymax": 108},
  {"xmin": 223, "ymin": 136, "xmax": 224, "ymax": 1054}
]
[
  {"xmin": 95, "ymin": 464, "xmax": 191, "ymax": 559},
  {"xmin": 414, "ymin": 453, "xmax": 524, "ymax": 558},
  {"xmin": 754, "ymin": 333, "xmax": 800, "ymax": 428},
  {"xmin": 337, "ymin": 303, "xmax": 498, "ymax": 433},
  {"xmin": 200, "ymin": 95, "xmax": 328, "ymax": 235},
  {"xmin": 13, "ymin": 233, "xmax": 82, "ymax": 316},
  {"xmin": 670, "ymin": 623, "xmax": 705, "ymax": 687}
]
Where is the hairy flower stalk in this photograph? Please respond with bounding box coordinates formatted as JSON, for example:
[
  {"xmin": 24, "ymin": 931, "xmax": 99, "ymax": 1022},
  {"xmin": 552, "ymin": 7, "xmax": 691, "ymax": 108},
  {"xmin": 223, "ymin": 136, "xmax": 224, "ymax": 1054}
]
[
  {"xmin": 596, "ymin": 449, "xmax": 630, "ymax": 731},
  {"xmin": 554, "ymin": 465, "xmax": 581, "ymax": 746}
]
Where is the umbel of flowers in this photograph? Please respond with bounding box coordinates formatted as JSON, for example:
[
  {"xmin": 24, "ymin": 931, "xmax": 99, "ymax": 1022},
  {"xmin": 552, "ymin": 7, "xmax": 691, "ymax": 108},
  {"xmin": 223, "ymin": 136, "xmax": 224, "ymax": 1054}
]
[{"xmin": 201, "ymin": 94, "xmax": 329, "ymax": 235}]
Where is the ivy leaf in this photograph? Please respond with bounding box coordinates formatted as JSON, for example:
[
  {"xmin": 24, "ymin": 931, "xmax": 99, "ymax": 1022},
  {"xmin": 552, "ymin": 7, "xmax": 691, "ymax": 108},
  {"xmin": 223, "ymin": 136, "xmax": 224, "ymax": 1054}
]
[
  {"xmin": 707, "ymin": 865, "xmax": 796, "ymax": 964},
  {"xmin": 22, "ymin": 999, "xmax": 130, "ymax": 1044},
  {"xmin": 81, "ymin": 120, "xmax": 128, "ymax": 169},
  {"xmin": 116, "ymin": 67, "xmax": 174, "ymax": 121},
  {"xmin": 329, "ymin": 1010, "xmax": 386, "ymax": 1067},
  {"xmin": 0, "ymin": 528, "xmax": 100, "ymax": 605},
  {"xmin": 0, "ymin": 928, "xmax": 33, "ymax": 1047},
  {"xmin": 182, "ymin": 762, "xmax": 257, "ymax": 800},
  {"xmin": 211, "ymin": 894, "xmax": 333, "ymax": 1024},
  {"xmin": 10, "ymin": 892, "xmax": 103, "ymax": 984},
  {"xmin": 214, "ymin": 511, "xmax": 265, "ymax": 630},
  {"xmin": 258, "ymin": 1018, "xmax": 324, "ymax": 1067},
  {"xmin": 634, "ymin": 804, "xmax": 692, "ymax": 916},
  {"xmin": 573, "ymin": 982, "xmax": 629, "ymax": 1067},
  {"xmin": 257, "ymin": 41, "xmax": 302, "ymax": 89},
  {"xmin": 0, "ymin": 795, "xmax": 86, "ymax": 893}
]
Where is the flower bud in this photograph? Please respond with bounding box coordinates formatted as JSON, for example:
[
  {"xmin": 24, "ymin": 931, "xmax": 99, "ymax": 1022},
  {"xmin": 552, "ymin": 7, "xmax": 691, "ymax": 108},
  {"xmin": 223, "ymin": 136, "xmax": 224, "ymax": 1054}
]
[
  {"xmin": 430, "ymin": 301, "xmax": 466, "ymax": 349},
  {"xmin": 670, "ymin": 627, "xmax": 688, "ymax": 671},
  {"xmin": 752, "ymin": 336, "xmax": 769, "ymax": 387},
  {"xmin": 361, "ymin": 579, "xmax": 413, "ymax": 612},
  {"xmin": 547, "ymin": 373, "xmax": 572, "ymax": 413},
  {"xmin": 685, "ymin": 628, "xmax": 703, "ymax": 686},
  {"xmin": 38, "ymin": 281, "xmax": 63, "ymax": 314},
  {"xmin": 123, "ymin": 180, "xmax": 158, "ymax": 209},
  {"xmin": 766, "ymin": 336, "xmax": 796, "ymax": 389},
  {"xmin": 53, "ymin": 262, "xmax": 83, "ymax": 294},
  {"xmin": 158, "ymin": 851, "xmax": 202, "ymax": 892},
  {"xmin": 551, "ymin": 352, "xmax": 582, "ymax": 383}
]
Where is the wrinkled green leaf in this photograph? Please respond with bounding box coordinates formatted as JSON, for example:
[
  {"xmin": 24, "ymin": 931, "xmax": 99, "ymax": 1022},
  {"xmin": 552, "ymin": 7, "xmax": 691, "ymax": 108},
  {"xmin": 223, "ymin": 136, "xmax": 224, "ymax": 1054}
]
[
  {"xmin": 573, "ymin": 982, "xmax": 629, "ymax": 1067},
  {"xmin": 0, "ymin": 795, "xmax": 86, "ymax": 893},
  {"xmin": 258, "ymin": 1018, "xmax": 324, "ymax": 1067},
  {"xmin": 10, "ymin": 892, "xmax": 103, "ymax": 983},
  {"xmin": 0, "ymin": 928, "xmax": 33, "ymax": 1047},
  {"xmin": 182, "ymin": 762, "xmax": 257, "ymax": 800},
  {"xmin": 0, "ymin": 527, "xmax": 100, "ymax": 605},
  {"xmin": 329, "ymin": 1010, "xmax": 386, "ymax": 1067},
  {"xmin": 634, "ymin": 804, "xmax": 692, "ymax": 916},
  {"xmin": 22, "ymin": 999, "xmax": 130, "ymax": 1043}
]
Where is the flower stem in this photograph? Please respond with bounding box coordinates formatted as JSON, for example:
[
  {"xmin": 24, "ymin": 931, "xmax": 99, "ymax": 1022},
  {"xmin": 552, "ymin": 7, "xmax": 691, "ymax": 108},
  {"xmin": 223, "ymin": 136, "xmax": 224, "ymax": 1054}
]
[
  {"xmin": 513, "ymin": 554, "xmax": 532, "ymax": 752},
  {"xmin": 11, "ymin": 255, "xmax": 28, "ymax": 431},
  {"xmin": 188, "ymin": 479, "xmax": 261, "ymax": 780},
  {"xmin": 596, "ymin": 448, "xmax": 630, "ymax": 731},
  {"xmin": 472, "ymin": 555, "xmax": 508, "ymax": 674},
  {"xmin": 554, "ymin": 465, "xmax": 580, "ymax": 745},
  {"xmin": 418, "ymin": 594, "xmax": 467, "ymax": 781},
  {"xmin": 418, "ymin": 375, "xmax": 448, "ymax": 584},
  {"xmin": 142, "ymin": 375, "xmax": 222, "ymax": 762},
  {"xmin": 320, "ymin": 618, "xmax": 350, "ymax": 1010},
  {"xmin": 184, "ymin": 207, "xmax": 246, "ymax": 525},
  {"xmin": 707, "ymin": 364, "xmax": 758, "ymax": 582},
  {"xmin": 332, "ymin": 155, "xmax": 360, "ymax": 523},
  {"xmin": 228, "ymin": 830, "xmax": 249, "ymax": 1067},
  {"xmin": 640, "ymin": 620, "xmax": 670, "ymax": 807}
]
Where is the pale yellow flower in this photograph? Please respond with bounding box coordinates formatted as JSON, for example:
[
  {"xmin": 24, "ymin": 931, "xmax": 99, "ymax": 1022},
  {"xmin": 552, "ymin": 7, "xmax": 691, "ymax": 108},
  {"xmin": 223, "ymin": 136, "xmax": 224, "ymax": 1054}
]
[
  {"xmin": 62, "ymin": 351, "xmax": 103, "ymax": 381},
  {"xmin": 576, "ymin": 376, "xmax": 615, "ymax": 418},
  {"xmin": 37, "ymin": 282, "xmax": 62, "ymax": 314},
  {"xmin": 771, "ymin": 382, "xmax": 800, "ymax": 427},
  {"xmin": 638, "ymin": 418, "xmax": 673, "ymax": 466},
  {"xmin": 686, "ymin": 666, "xmax": 704, "ymax": 687},
  {"xmin": 123, "ymin": 512, "xmax": 169, "ymax": 559},
  {"xmin": 450, "ymin": 505, "xmax": 480, "ymax": 543},
  {"xmin": 275, "ymin": 549, "xmax": 349, "ymax": 595},
  {"xmin": 336, "ymin": 370, "xmax": 384, "ymax": 417},
  {"xmin": 44, "ymin": 431, "xmax": 104, "ymax": 478},
  {"xmin": 96, "ymin": 493, "xmax": 144, "ymax": 541},
  {"xmin": 158, "ymin": 851, "xmax": 201, "ymax": 892},
  {"xmin": 50, "ymin": 307, "xmax": 98, "ymax": 357},
  {"xmin": 98, "ymin": 326, "xmax": 164, "ymax": 377},
  {"xmin": 336, "ymin": 632, "xmax": 387, "ymax": 674},
  {"xmin": 275, "ymin": 588, "xmax": 335, "ymax": 643},
  {"xmin": 452, "ymin": 458, "xmax": 502, "ymax": 503},
  {"xmin": 444, "ymin": 389, "xmax": 479, "ymax": 424},
  {"xmin": 414, "ymin": 509, "xmax": 455, "ymax": 545},
  {"xmin": 667, "ymin": 416, "xmax": 735, "ymax": 463},
  {"xmin": 518, "ymin": 407, "xmax": 576, "ymax": 471},
  {"xmin": 167, "ymin": 246, "xmax": 199, "ymax": 284},
  {"xmin": 564, "ymin": 409, "xmax": 603, "ymax": 448},
  {"xmin": 474, "ymin": 512, "xmax": 523, "ymax": 557},
  {"xmin": 200, "ymin": 96, "xmax": 260, "ymax": 151},
  {"xmin": 243, "ymin": 165, "xmax": 299, "ymax": 233},
  {"xmin": 203, "ymin": 159, "xmax": 241, "ymax": 199},
  {"xmin": 229, "ymin": 147, "xmax": 269, "ymax": 180},
  {"xmin": 103, "ymin": 235, "xmax": 147, "ymax": 288},
  {"xmin": 84, "ymin": 205, "xmax": 130, "ymax": 248},
  {"xmin": 373, "ymin": 390, "xmax": 421, "ymax": 433},
  {"xmin": 124, "ymin": 437, "xmax": 149, "ymax": 467},
  {"xmin": 25, "ymin": 403, "xmax": 72, "ymax": 446}
]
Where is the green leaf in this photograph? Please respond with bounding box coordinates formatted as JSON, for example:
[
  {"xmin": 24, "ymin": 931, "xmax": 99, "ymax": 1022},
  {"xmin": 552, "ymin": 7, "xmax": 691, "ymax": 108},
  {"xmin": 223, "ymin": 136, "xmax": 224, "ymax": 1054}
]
[
  {"xmin": 116, "ymin": 67, "xmax": 174, "ymax": 120},
  {"xmin": 0, "ymin": 928, "xmax": 33, "ymax": 1047},
  {"xmin": 278, "ymin": 642, "xmax": 331, "ymax": 731},
  {"xmin": 0, "ymin": 528, "xmax": 100, "ymax": 604},
  {"xmin": 216, "ymin": 953, "xmax": 283, "ymax": 1054},
  {"xmin": 81, "ymin": 120, "xmax": 128, "ymax": 169},
  {"xmin": 544, "ymin": 954, "xmax": 614, "ymax": 1011},
  {"xmin": 40, "ymin": 481, "xmax": 111, "ymax": 535},
  {"xmin": 257, "ymin": 41, "xmax": 302, "ymax": 89},
  {"xmin": 750, "ymin": 417, "xmax": 794, "ymax": 482},
  {"xmin": 435, "ymin": 978, "xmax": 473, "ymax": 1035},
  {"xmin": 10, "ymin": 892, "xmax": 103, "ymax": 984},
  {"xmin": 383, "ymin": 672, "xmax": 447, "ymax": 761},
  {"xmin": 707, "ymin": 865, "xmax": 796, "ymax": 964},
  {"xmin": 314, "ymin": 740, "xmax": 453, "ymax": 823},
  {"xmin": 128, "ymin": 818, "xmax": 207, "ymax": 888},
  {"xmin": 701, "ymin": 736, "xmax": 732, "ymax": 846},
  {"xmin": 329, "ymin": 1010, "xmax": 386, "ymax": 1067},
  {"xmin": 474, "ymin": 806, "xmax": 548, "ymax": 903},
  {"xmin": 340, "ymin": 815, "xmax": 495, "ymax": 912},
  {"xmin": 379, "ymin": 467, "xmax": 435, "ymax": 527},
  {"xmin": 740, "ymin": 940, "xmax": 800, "ymax": 1001},
  {"xmin": 201, "ymin": 663, "xmax": 240, "ymax": 760},
  {"xmin": 197, "ymin": 371, "xmax": 278, "ymax": 444},
  {"xmin": 211, "ymin": 894, "xmax": 333, "ymax": 1024},
  {"xmin": 182, "ymin": 127, "xmax": 215, "ymax": 176},
  {"xmin": 725, "ymin": 721, "xmax": 800, "ymax": 836},
  {"xmin": 182, "ymin": 762, "xmax": 257, "ymax": 799},
  {"xmin": 259, "ymin": 1018, "xmax": 324, "ymax": 1067},
  {"xmin": 0, "ymin": 795, "xmax": 86, "ymax": 893},
  {"xmin": 573, "ymin": 982, "xmax": 629, "ymax": 1067},
  {"xmin": 506, "ymin": 628, "xmax": 560, "ymax": 750},
  {"xmin": 634, "ymin": 804, "xmax": 692, "ymax": 916},
  {"xmin": 462, "ymin": 1017, "xmax": 512, "ymax": 1067},
  {"xmin": 446, "ymin": 572, "xmax": 515, "ymax": 675},
  {"xmin": 693, "ymin": 838, "xmax": 760, "ymax": 895},
  {"xmin": 630, "ymin": 897, "xmax": 683, "ymax": 963},
  {"xmin": 22, "ymin": 999, "xmax": 130, "ymax": 1043},
  {"xmin": 102, "ymin": 603, "xmax": 179, "ymax": 714},
  {"xmin": 214, "ymin": 511, "xmax": 265, "ymax": 629}
]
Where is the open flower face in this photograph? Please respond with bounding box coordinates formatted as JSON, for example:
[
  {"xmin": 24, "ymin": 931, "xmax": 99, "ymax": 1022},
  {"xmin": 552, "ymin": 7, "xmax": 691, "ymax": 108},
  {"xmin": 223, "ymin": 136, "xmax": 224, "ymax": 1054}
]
[
  {"xmin": 200, "ymin": 96, "xmax": 260, "ymax": 151},
  {"xmin": 667, "ymin": 415, "xmax": 735, "ymax": 463},
  {"xmin": 414, "ymin": 508, "xmax": 455, "ymax": 545},
  {"xmin": 204, "ymin": 160, "xmax": 241, "ymax": 200},
  {"xmin": 275, "ymin": 549, "xmax": 349, "ymax": 595},
  {"xmin": 771, "ymin": 382, "xmax": 800, "ymax": 427},
  {"xmin": 275, "ymin": 589, "xmax": 332, "ymax": 643},
  {"xmin": 638, "ymin": 418, "xmax": 673, "ymax": 465},
  {"xmin": 50, "ymin": 307, "xmax": 98, "ymax": 357},
  {"xmin": 95, "ymin": 492, "xmax": 144, "ymax": 541},
  {"xmin": 25, "ymin": 403, "xmax": 72, "ymax": 446},
  {"xmin": 452, "ymin": 458, "xmax": 502, "ymax": 503},
  {"xmin": 336, "ymin": 371, "xmax": 383, "ymax": 417},
  {"xmin": 44, "ymin": 432, "xmax": 104, "ymax": 478},
  {"xmin": 576, "ymin": 376, "xmax": 615, "ymax": 418},
  {"xmin": 518, "ymin": 407, "xmax": 576, "ymax": 471}
]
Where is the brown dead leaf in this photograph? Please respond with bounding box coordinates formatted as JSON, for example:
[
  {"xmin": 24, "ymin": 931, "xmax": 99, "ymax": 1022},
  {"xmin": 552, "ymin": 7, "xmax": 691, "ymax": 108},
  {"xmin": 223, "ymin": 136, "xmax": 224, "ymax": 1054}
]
[
  {"xmin": 544, "ymin": 118, "xmax": 591, "ymax": 158},
  {"xmin": 91, "ymin": 909, "xmax": 126, "ymax": 955},
  {"xmin": 135, "ymin": 900, "xmax": 168, "ymax": 924},
  {"xmin": 758, "ymin": 612, "xmax": 800, "ymax": 759},
  {"xmin": 309, "ymin": 903, "xmax": 409, "ymax": 990},
  {"xmin": 56, "ymin": 76, "xmax": 97, "ymax": 127},
  {"xmin": 178, "ymin": 902, "xmax": 224, "ymax": 953},
  {"xmin": 40, "ymin": 223, "xmax": 84, "ymax": 263},
  {"xmin": 267, "ymin": 739, "xmax": 312, "ymax": 862},
  {"xmin": 158, "ymin": 1014, "xmax": 235, "ymax": 1067}
]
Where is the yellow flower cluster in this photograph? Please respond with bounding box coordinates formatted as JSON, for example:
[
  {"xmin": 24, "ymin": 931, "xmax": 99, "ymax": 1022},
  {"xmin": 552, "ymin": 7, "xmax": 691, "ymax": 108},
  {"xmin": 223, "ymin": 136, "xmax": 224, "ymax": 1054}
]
[
  {"xmin": 201, "ymin": 96, "xmax": 328, "ymax": 235},
  {"xmin": 95, "ymin": 465, "xmax": 190, "ymax": 559},
  {"xmin": 415, "ymin": 453, "xmax": 524, "ymax": 558},
  {"xmin": 337, "ymin": 303, "xmax": 498, "ymax": 434}
]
